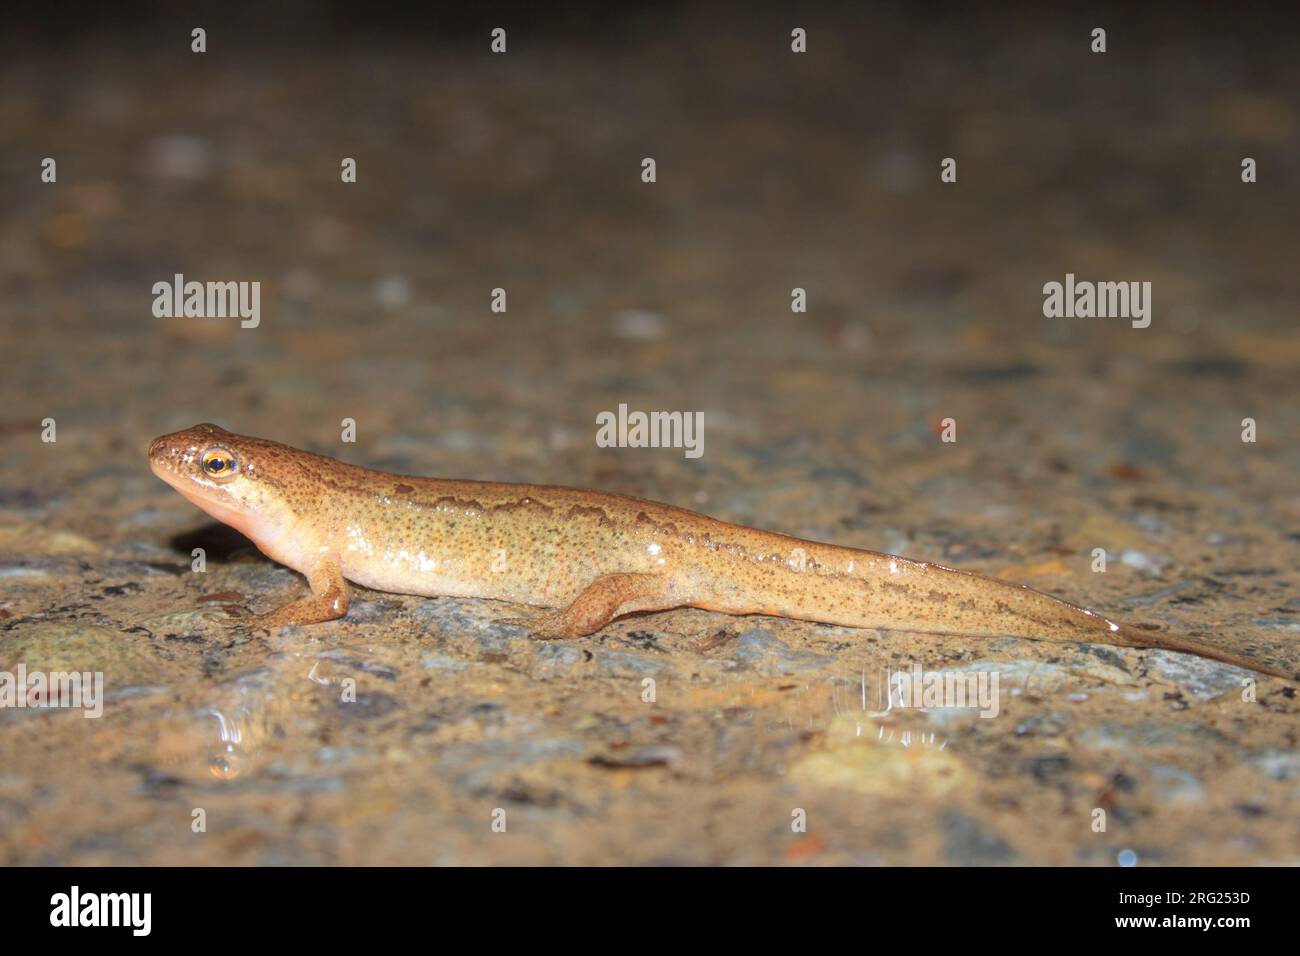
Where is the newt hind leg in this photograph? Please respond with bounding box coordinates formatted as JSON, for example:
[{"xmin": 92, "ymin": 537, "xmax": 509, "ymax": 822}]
[{"xmin": 506, "ymin": 572, "xmax": 677, "ymax": 638}]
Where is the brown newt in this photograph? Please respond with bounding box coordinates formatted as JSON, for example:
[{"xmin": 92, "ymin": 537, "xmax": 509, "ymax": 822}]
[{"xmin": 148, "ymin": 423, "xmax": 1292, "ymax": 679}]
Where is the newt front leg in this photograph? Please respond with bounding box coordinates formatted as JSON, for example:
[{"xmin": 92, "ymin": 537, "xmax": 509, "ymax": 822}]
[{"xmin": 245, "ymin": 556, "xmax": 350, "ymax": 631}]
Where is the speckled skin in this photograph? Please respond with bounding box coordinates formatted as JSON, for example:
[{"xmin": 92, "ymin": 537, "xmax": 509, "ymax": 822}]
[{"xmin": 149, "ymin": 424, "xmax": 1291, "ymax": 678}]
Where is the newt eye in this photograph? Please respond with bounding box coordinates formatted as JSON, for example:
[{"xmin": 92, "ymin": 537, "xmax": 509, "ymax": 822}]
[{"xmin": 200, "ymin": 447, "xmax": 238, "ymax": 479}]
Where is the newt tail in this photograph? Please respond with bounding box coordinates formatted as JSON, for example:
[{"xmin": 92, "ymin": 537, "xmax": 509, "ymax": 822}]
[{"xmin": 148, "ymin": 423, "xmax": 1294, "ymax": 681}]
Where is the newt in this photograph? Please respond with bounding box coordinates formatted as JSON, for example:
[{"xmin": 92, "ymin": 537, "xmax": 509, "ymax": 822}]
[{"xmin": 148, "ymin": 423, "xmax": 1292, "ymax": 679}]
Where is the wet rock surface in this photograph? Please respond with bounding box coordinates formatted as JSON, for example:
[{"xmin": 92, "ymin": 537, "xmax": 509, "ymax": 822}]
[{"xmin": 1, "ymin": 9, "xmax": 1298, "ymax": 864}]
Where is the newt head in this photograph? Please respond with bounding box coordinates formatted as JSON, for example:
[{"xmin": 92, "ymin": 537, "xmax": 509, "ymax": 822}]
[{"xmin": 148, "ymin": 422, "xmax": 304, "ymax": 552}]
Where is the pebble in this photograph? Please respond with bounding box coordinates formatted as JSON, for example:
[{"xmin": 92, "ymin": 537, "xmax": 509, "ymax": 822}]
[
  {"xmin": 730, "ymin": 628, "xmax": 828, "ymax": 675},
  {"xmin": 1245, "ymin": 750, "xmax": 1300, "ymax": 781},
  {"xmin": 2, "ymin": 622, "xmax": 169, "ymax": 689},
  {"xmin": 1146, "ymin": 650, "xmax": 1252, "ymax": 700},
  {"xmin": 941, "ymin": 811, "xmax": 1016, "ymax": 865},
  {"xmin": 596, "ymin": 650, "xmax": 669, "ymax": 678},
  {"xmin": 1149, "ymin": 764, "xmax": 1207, "ymax": 805},
  {"xmin": 144, "ymin": 135, "xmax": 212, "ymax": 180},
  {"xmin": 374, "ymin": 274, "xmax": 413, "ymax": 310},
  {"xmin": 610, "ymin": 309, "xmax": 666, "ymax": 341},
  {"xmin": 791, "ymin": 715, "xmax": 966, "ymax": 797}
]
